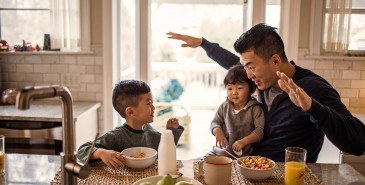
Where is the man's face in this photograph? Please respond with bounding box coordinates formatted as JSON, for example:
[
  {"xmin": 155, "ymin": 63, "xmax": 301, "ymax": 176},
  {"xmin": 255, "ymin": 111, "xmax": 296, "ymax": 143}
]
[{"xmin": 240, "ymin": 50, "xmax": 279, "ymax": 90}]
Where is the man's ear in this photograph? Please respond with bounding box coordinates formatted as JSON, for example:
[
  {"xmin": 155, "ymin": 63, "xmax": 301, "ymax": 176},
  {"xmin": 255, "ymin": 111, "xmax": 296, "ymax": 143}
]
[
  {"xmin": 125, "ymin": 107, "xmax": 134, "ymax": 117},
  {"xmin": 271, "ymin": 54, "xmax": 282, "ymax": 68}
]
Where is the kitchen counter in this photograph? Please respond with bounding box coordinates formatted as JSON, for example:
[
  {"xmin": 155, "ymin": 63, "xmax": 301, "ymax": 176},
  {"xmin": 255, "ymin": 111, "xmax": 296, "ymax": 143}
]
[
  {"xmin": 1, "ymin": 153, "xmax": 365, "ymax": 185},
  {"xmin": 0, "ymin": 100, "xmax": 101, "ymax": 122},
  {"xmin": 0, "ymin": 100, "xmax": 101, "ymax": 154}
]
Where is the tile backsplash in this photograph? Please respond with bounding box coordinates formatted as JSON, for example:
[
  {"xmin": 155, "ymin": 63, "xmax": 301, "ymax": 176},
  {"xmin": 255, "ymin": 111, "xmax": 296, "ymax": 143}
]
[{"xmin": 0, "ymin": 45, "xmax": 105, "ymax": 132}]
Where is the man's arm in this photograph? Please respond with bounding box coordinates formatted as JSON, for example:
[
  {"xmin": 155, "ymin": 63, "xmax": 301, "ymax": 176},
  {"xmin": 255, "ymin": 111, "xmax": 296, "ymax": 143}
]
[
  {"xmin": 277, "ymin": 71, "xmax": 365, "ymax": 155},
  {"xmin": 166, "ymin": 32, "xmax": 240, "ymax": 70}
]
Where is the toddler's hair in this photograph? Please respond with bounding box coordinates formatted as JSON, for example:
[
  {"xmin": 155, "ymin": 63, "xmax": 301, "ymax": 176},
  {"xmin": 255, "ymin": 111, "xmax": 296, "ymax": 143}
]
[{"xmin": 224, "ymin": 64, "xmax": 255, "ymax": 93}]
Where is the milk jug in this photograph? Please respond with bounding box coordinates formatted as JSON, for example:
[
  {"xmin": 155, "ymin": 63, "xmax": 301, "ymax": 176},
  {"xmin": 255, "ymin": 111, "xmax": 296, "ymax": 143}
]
[{"xmin": 158, "ymin": 130, "xmax": 177, "ymax": 175}]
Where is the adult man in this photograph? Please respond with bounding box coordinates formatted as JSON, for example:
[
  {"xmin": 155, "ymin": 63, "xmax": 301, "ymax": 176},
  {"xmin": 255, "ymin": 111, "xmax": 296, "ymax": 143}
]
[{"xmin": 167, "ymin": 23, "xmax": 365, "ymax": 162}]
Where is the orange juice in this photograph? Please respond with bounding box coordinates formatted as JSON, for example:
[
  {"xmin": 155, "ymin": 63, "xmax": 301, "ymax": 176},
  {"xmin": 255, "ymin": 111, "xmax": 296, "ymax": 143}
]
[
  {"xmin": 285, "ymin": 161, "xmax": 305, "ymax": 185},
  {"xmin": 0, "ymin": 152, "xmax": 4, "ymax": 173}
]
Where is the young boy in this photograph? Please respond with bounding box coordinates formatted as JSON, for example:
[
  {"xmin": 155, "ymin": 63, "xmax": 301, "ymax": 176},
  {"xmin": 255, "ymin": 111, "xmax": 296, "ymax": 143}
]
[
  {"xmin": 77, "ymin": 80, "xmax": 184, "ymax": 169},
  {"xmin": 209, "ymin": 64, "xmax": 265, "ymax": 157}
]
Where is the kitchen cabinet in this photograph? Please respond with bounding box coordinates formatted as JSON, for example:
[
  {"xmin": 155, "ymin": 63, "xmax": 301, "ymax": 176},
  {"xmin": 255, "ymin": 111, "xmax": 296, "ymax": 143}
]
[{"xmin": 0, "ymin": 100, "xmax": 101, "ymax": 155}]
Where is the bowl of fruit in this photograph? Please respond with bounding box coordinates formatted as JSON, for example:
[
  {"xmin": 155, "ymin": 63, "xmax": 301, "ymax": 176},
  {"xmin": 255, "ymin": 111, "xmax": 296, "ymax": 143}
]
[
  {"xmin": 236, "ymin": 156, "xmax": 276, "ymax": 181},
  {"xmin": 133, "ymin": 174, "xmax": 202, "ymax": 185}
]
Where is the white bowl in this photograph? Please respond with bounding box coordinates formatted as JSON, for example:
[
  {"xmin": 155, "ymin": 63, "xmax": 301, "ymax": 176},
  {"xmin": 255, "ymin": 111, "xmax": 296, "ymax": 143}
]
[
  {"xmin": 236, "ymin": 156, "xmax": 276, "ymax": 181},
  {"xmin": 121, "ymin": 147, "xmax": 157, "ymax": 169},
  {"xmin": 133, "ymin": 175, "xmax": 202, "ymax": 185}
]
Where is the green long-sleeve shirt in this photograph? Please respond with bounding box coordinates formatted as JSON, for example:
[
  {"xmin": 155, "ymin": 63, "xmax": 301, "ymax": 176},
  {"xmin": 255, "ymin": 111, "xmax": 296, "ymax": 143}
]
[{"xmin": 77, "ymin": 123, "xmax": 184, "ymax": 163}]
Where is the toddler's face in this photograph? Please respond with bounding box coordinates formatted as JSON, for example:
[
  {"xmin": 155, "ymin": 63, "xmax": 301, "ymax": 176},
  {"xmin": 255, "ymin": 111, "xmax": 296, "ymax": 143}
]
[
  {"xmin": 133, "ymin": 92, "xmax": 155, "ymax": 124},
  {"xmin": 226, "ymin": 82, "xmax": 251, "ymax": 108}
]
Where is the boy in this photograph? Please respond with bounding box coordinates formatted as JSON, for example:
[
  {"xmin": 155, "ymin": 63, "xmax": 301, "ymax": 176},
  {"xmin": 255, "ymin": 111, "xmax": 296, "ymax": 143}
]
[
  {"xmin": 210, "ymin": 64, "xmax": 264, "ymax": 157},
  {"xmin": 77, "ymin": 80, "xmax": 184, "ymax": 169}
]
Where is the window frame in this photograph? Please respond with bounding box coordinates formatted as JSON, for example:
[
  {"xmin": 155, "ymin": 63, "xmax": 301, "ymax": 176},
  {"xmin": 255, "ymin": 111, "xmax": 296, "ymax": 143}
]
[{"xmin": 0, "ymin": 0, "xmax": 91, "ymax": 52}]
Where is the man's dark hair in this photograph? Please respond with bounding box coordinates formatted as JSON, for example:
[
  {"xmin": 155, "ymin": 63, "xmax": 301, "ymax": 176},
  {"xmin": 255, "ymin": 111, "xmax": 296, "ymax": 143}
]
[
  {"xmin": 234, "ymin": 23, "xmax": 288, "ymax": 62},
  {"xmin": 224, "ymin": 64, "xmax": 256, "ymax": 93},
  {"xmin": 112, "ymin": 80, "xmax": 151, "ymax": 118}
]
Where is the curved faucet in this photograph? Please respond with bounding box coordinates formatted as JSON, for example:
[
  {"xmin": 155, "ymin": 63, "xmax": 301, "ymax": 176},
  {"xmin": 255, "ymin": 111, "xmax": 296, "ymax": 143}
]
[{"xmin": 16, "ymin": 85, "xmax": 97, "ymax": 185}]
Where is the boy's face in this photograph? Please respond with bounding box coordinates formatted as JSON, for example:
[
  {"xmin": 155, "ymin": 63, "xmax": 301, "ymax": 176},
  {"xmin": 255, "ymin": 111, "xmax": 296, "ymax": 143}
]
[
  {"xmin": 226, "ymin": 82, "xmax": 251, "ymax": 108},
  {"xmin": 133, "ymin": 92, "xmax": 155, "ymax": 124}
]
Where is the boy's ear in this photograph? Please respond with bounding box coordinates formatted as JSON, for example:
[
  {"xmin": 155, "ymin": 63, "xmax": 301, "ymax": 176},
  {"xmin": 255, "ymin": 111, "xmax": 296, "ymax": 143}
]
[{"xmin": 125, "ymin": 107, "xmax": 134, "ymax": 117}]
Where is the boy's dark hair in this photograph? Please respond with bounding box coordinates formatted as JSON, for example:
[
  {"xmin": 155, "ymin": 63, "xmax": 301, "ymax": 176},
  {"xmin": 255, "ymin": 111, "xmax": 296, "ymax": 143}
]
[
  {"xmin": 112, "ymin": 80, "xmax": 151, "ymax": 118},
  {"xmin": 234, "ymin": 23, "xmax": 288, "ymax": 62},
  {"xmin": 224, "ymin": 64, "xmax": 255, "ymax": 93}
]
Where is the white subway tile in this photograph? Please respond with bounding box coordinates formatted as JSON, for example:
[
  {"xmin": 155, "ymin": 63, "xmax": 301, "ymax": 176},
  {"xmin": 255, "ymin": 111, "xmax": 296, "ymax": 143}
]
[
  {"xmin": 69, "ymin": 65, "xmax": 86, "ymax": 73},
  {"xmin": 334, "ymin": 61, "xmax": 352, "ymax": 70},
  {"xmin": 9, "ymin": 73, "xmax": 25, "ymax": 82},
  {"xmin": 315, "ymin": 60, "xmax": 333, "ymax": 69},
  {"xmin": 359, "ymin": 90, "xmax": 365, "ymax": 97},
  {"xmin": 80, "ymin": 74, "xmax": 95, "ymax": 83},
  {"xmin": 51, "ymin": 64, "xmax": 68, "ymax": 73},
  {"xmin": 342, "ymin": 70, "xmax": 361, "ymax": 79},
  {"xmin": 25, "ymin": 73, "xmax": 43, "ymax": 82},
  {"xmin": 323, "ymin": 70, "xmax": 341, "ymax": 79},
  {"xmin": 60, "ymin": 55, "xmax": 77, "ymax": 64},
  {"xmin": 353, "ymin": 61, "xmax": 365, "ymax": 70},
  {"xmin": 341, "ymin": 98, "xmax": 350, "ymax": 107},
  {"xmin": 333, "ymin": 80, "xmax": 351, "ymax": 88},
  {"xmin": 43, "ymin": 73, "xmax": 60, "ymax": 82},
  {"xmin": 2, "ymin": 64, "xmax": 16, "ymax": 72},
  {"xmin": 341, "ymin": 89, "xmax": 359, "ymax": 98},
  {"xmin": 77, "ymin": 56, "xmax": 95, "ymax": 65},
  {"xmin": 86, "ymin": 84, "xmax": 103, "ymax": 92},
  {"xmin": 351, "ymin": 80, "xmax": 365, "ymax": 88},
  {"xmin": 25, "ymin": 55, "xmax": 42, "ymax": 64},
  {"xmin": 349, "ymin": 98, "xmax": 365, "ymax": 107},
  {"xmin": 7, "ymin": 55, "xmax": 24, "ymax": 63},
  {"xmin": 17, "ymin": 64, "xmax": 34, "ymax": 72},
  {"xmin": 42, "ymin": 55, "xmax": 60, "ymax": 64},
  {"xmin": 34, "ymin": 64, "xmax": 51, "ymax": 73}
]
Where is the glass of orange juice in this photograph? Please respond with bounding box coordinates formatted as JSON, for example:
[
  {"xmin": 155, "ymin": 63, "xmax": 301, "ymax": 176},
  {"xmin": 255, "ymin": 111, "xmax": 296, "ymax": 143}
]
[
  {"xmin": 0, "ymin": 135, "xmax": 4, "ymax": 176},
  {"xmin": 285, "ymin": 147, "xmax": 307, "ymax": 185}
]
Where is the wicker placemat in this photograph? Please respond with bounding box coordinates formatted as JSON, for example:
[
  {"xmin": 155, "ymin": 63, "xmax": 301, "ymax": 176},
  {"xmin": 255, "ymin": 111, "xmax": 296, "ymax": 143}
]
[
  {"xmin": 193, "ymin": 161, "xmax": 324, "ymax": 185},
  {"xmin": 50, "ymin": 160, "xmax": 163, "ymax": 185}
]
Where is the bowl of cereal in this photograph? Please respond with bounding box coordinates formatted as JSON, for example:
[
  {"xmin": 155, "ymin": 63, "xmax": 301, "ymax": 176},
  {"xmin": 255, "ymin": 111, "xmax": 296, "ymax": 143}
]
[
  {"xmin": 121, "ymin": 147, "xmax": 157, "ymax": 169},
  {"xmin": 236, "ymin": 156, "xmax": 276, "ymax": 181}
]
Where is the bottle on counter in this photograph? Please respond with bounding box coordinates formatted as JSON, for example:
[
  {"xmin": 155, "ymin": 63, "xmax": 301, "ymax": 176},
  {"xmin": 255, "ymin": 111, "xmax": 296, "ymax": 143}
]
[{"xmin": 158, "ymin": 130, "xmax": 177, "ymax": 175}]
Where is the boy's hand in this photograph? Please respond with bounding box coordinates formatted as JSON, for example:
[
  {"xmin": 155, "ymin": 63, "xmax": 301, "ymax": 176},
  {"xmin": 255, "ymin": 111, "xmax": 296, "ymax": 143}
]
[
  {"xmin": 232, "ymin": 139, "xmax": 246, "ymax": 152},
  {"xmin": 213, "ymin": 128, "xmax": 228, "ymax": 149},
  {"xmin": 167, "ymin": 118, "xmax": 179, "ymax": 128},
  {"xmin": 96, "ymin": 149, "xmax": 125, "ymax": 169}
]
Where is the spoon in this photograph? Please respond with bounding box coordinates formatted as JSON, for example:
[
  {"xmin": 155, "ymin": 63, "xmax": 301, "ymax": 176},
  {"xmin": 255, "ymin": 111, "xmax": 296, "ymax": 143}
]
[{"xmin": 224, "ymin": 149, "xmax": 242, "ymax": 164}]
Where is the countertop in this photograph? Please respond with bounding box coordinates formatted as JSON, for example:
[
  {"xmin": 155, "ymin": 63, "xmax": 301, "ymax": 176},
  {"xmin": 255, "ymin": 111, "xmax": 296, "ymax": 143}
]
[
  {"xmin": 0, "ymin": 100, "xmax": 101, "ymax": 122},
  {"xmin": 1, "ymin": 153, "xmax": 365, "ymax": 185}
]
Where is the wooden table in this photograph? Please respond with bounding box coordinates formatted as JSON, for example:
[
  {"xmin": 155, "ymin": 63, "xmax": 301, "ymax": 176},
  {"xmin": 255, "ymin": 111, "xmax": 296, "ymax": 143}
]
[{"xmin": 1, "ymin": 154, "xmax": 365, "ymax": 184}]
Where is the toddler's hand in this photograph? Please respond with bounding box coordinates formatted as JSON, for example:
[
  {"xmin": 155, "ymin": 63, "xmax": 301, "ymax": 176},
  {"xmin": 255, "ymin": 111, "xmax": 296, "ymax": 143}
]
[
  {"xmin": 99, "ymin": 149, "xmax": 125, "ymax": 170},
  {"xmin": 232, "ymin": 139, "xmax": 246, "ymax": 152},
  {"xmin": 213, "ymin": 128, "xmax": 228, "ymax": 149},
  {"xmin": 167, "ymin": 118, "xmax": 179, "ymax": 128}
]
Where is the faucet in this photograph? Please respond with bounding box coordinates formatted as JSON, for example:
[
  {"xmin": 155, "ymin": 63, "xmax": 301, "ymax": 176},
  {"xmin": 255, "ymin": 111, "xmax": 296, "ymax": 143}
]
[{"xmin": 16, "ymin": 85, "xmax": 97, "ymax": 185}]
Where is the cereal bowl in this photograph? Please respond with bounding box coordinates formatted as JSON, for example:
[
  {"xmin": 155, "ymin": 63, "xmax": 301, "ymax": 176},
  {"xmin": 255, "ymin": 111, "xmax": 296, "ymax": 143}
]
[
  {"xmin": 121, "ymin": 147, "xmax": 157, "ymax": 169},
  {"xmin": 236, "ymin": 156, "xmax": 276, "ymax": 181}
]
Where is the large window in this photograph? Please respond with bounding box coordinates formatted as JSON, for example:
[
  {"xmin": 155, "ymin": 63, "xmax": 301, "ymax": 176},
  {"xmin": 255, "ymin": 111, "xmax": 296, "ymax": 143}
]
[
  {"xmin": 348, "ymin": 0, "xmax": 365, "ymax": 51},
  {"xmin": 0, "ymin": 0, "xmax": 51, "ymax": 48}
]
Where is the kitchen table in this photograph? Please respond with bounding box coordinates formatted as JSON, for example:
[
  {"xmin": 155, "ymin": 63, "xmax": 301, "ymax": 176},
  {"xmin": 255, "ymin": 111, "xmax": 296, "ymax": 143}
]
[{"xmin": 1, "ymin": 153, "xmax": 365, "ymax": 185}]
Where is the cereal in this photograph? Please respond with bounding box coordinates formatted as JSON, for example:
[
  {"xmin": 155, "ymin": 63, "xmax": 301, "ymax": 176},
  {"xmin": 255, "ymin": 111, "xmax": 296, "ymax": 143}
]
[
  {"xmin": 239, "ymin": 156, "xmax": 274, "ymax": 169},
  {"xmin": 130, "ymin": 152, "xmax": 147, "ymax": 158}
]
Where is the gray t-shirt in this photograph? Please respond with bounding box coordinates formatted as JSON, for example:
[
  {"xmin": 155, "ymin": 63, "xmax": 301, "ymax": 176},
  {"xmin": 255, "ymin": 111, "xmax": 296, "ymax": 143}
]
[
  {"xmin": 210, "ymin": 97, "xmax": 265, "ymax": 157},
  {"xmin": 77, "ymin": 123, "xmax": 184, "ymax": 163},
  {"xmin": 264, "ymin": 87, "xmax": 283, "ymax": 111}
]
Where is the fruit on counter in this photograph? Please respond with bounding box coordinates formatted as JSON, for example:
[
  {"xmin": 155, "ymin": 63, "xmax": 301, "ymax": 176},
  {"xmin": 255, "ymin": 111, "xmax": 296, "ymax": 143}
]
[
  {"xmin": 140, "ymin": 182, "xmax": 153, "ymax": 185},
  {"xmin": 156, "ymin": 174, "xmax": 176, "ymax": 185},
  {"xmin": 175, "ymin": 181, "xmax": 193, "ymax": 185}
]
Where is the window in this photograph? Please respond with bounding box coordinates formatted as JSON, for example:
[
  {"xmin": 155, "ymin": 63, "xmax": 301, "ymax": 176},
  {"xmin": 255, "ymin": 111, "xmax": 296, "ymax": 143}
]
[
  {"xmin": 0, "ymin": 0, "xmax": 87, "ymax": 52},
  {"xmin": 265, "ymin": 0, "xmax": 281, "ymax": 28},
  {"xmin": 0, "ymin": 0, "xmax": 51, "ymax": 48},
  {"xmin": 348, "ymin": 0, "xmax": 365, "ymax": 51}
]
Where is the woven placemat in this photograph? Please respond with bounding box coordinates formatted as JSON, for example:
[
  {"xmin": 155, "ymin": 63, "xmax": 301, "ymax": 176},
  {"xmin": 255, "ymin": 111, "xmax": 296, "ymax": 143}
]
[
  {"xmin": 193, "ymin": 161, "xmax": 324, "ymax": 185},
  {"xmin": 50, "ymin": 160, "xmax": 163, "ymax": 185}
]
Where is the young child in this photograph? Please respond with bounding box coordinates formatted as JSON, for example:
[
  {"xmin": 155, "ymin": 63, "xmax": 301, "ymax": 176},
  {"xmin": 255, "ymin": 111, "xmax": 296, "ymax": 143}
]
[
  {"xmin": 209, "ymin": 64, "xmax": 264, "ymax": 157},
  {"xmin": 77, "ymin": 80, "xmax": 184, "ymax": 169}
]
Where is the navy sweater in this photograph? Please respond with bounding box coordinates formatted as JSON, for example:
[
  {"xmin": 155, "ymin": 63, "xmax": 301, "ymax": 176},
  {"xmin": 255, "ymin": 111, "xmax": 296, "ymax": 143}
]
[{"xmin": 201, "ymin": 38, "xmax": 365, "ymax": 163}]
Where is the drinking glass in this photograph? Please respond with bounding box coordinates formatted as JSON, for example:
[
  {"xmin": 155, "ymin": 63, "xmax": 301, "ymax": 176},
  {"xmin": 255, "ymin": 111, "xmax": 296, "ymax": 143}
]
[
  {"xmin": 285, "ymin": 147, "xmax": 307, "ymax": 185},
  {"xmin": 0, "ymin": 135, "xmax": 5, "ymax": 176}
]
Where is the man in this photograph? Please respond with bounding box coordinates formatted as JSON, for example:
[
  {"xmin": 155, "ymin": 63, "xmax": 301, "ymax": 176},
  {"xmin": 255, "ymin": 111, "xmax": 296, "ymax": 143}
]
[{"xmin": 167, "ymin": 23, "xmax": 365, "ymax": 163}]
